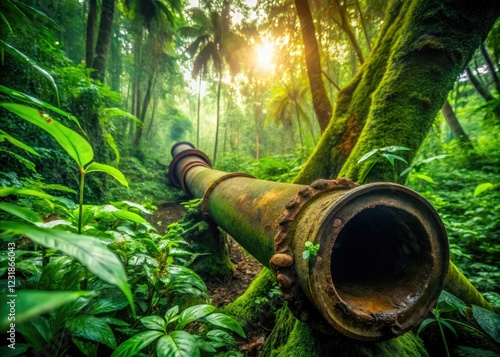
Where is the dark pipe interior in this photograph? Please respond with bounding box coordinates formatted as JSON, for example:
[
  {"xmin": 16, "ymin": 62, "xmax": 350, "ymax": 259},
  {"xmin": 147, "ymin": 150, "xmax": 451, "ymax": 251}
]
[{"xmin": 331, "ymin": 206, "xmax": 432, "ymax": 314}]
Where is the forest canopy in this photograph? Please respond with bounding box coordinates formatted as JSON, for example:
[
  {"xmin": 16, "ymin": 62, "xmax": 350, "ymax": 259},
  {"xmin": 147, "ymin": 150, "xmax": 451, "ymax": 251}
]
[{"xmin": 0, "ymin": 0, "xmax": 499, "ymax": 356}]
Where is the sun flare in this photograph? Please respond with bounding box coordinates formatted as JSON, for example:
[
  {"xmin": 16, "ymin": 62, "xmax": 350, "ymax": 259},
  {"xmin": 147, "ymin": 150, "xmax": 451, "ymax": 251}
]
[{"xmin": 255, "ymin": 41, "xmax": 274, "ymax": 71}]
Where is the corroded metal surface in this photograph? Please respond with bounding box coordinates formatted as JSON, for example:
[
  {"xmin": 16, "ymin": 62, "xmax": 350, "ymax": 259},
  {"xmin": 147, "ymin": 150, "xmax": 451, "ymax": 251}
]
[{"xmin": 168, "ymin": 143, "xmax": 449, "ymax": 341}]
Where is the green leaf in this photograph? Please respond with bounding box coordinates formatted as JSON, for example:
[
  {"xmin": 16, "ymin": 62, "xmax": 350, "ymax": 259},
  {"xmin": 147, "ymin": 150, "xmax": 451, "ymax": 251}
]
[
  {"xmin": 84, "ymin": 294, "xmax": 129, "ymax": 315},
  {"xmin": 0, "ymin": 290, "xmax": 95, "ymax": 330},
  {"xmin": 0, "ymin": 85, "xmax": 80, "ymax": 128},
  {"xmin": 66, "ymin": 315, "xmax": 117, "ymax": 349},
  {"xmin": 381, "ymin": 153, "xmax": 408, "ymax": 167},
  {"xmin": 0, "ymin": 41, "xmax": 60, "ymax": 106},
  {"xmin": 206, "ymin": 329, "xmax": 236, "ymax": 348},
  {"xmin": 204, "ymin": 313, "xmax": 246, "ymax": 337},
  {"xmin": 302, "ymin": 250, "xmax": 310, "ymax": 260},
  {"xmin": 0, "ymin": 222, "xmax": 135, "ymax": 315},
  {"xmin": 177, "ymin": 305, "xmax": 215, "ymax": 330},
  {"xmin": 165, "ymin": 306, "xmax": 180, "ymax": 325},
  {"xmin": 0, "ymin": 128, "xmax": 39, "ymax": 156},
  {"xmin": 111, "ymin": 330, "xmax": 163, "ymax": 357},
  {"xmin": 113, "ymin": 201, "xmax": 152, "ymax": 214},
  {"xmin": 141, "ymin": 315, "xmax": 166, "ymax": 331},
  {"xmin": 472, "ymin": 305, "xmax": 500, "ymax": 342},
  {"xmin": 102, "ymin": 108, "xmax": 142, "ymax": 125},
  {"xmin": 440, "ymin": 319, "xmax": 457, "ymax": 336},
  {"xmin": 85, "ymin": 162, "xmax": 128, "ymax": 187},
  {"xmin": 474, "ymin": 183, "xmax": 494, "ymax": 197},
  {"xmin": 0, "ymin": 203, "xmax": 42, "ymax": 222},
  {"xmin": 417, "ymin": 318, "xmax": 436, "ymax": 335},
  {"xmin": 0, "ymin": 187, "xmax": 55, "ymax": 200},
  {"xmin": 112, "ymin": 210, "xmax": 147, "ymax": 224},
  {"xmin": 0, "ymin": 103, "xmax": 93, "ymax": 167},
  {"xmin": 439, "ymin": 290, "xmax": 467, "ymax": 316},
  {"xmin": 156, "ymin": 331, "xmax": 200, "ymax": 357},
  {"xmin": 380, "ymin": 145, "xmax": 410, "ymax": 152},
  {"xmin": 357, "ymin": 149, "xmax": 379, "ymax": 163},
  {"xmin": 412, "ymin": 173, "xmax": 435, "ymax": 184}
]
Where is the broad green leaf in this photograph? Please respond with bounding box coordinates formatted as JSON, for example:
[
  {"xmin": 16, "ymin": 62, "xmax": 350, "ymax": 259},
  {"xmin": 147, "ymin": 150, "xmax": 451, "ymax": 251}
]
[
  {"xmin": 141, "ymin": 315, "xmax": 166, "ymax": 331},
  {"xmin": 357, "ymin": 149, "xmax": 379, "ymax": 163},
  {"xmin": 0, "ymin": 222, "xmax": 135, "ymax": 315},
  {"xmin": 194, "ymin": 334, "xmax": 217, "ymax": 352},
  {"xmin": 85, "ymin": 162, "xmax": 128, "ymax": 188},
  {"xmin": 0, "ymin": 290, "xmax": 95, "ymax": 330},
  {"xmin": 0, "ymin": 103, "xmax": 93, "ymax": 167},
  {"xmin": 204, "ymin": 313, "xmax": 246, "ymax": 337},
  {"xmin": 156, "ymin": 331, "xmax": 200, "ymax": 357},
  {"xmin": 112, "ymin": 210, "xmax": 146, "ymax": 224},
  {"xmin": 380, "ymin": 146, "xmax": 410, "ymax": 152},
  {"xmin": 102, "ymin": 107, "xmax": 142, "ymax": 125},
  {"xmin": 111, "ymin": 330, "xmax": 163, "ymax": 357},
  {"xmin": 0, "ymin": 41, "xmax": 60, "ymax": 106},
  {"xmin": 165, "ymin": 306, "xmax": 180, "ymax": 325},
  {"xmin": 400, "ymin": 166, "xmax": 413, "ymax": 177},
  {"xmin": 474, "ymin": 183, "xmax": 494, "ymax": 197},
  {"xmin": 417, "ymin": 318, "xmax": 435, "ymax": 335},
  {"xmin": 0, "ymin": 85, "xmax": 80, "ymax": 128},
  {"xmin": 302, "ymin": 250, "xmax": 310, "ymax": 259},
  {"xmin": 66, "ymin": 315, "xmax": 117, "ymax": 349},
  {"xmin": 0, "ymin": 187, "xmax": 55, "ymax": 200},
  {"xmin": 206, "ymin": 329, "xmax": 236, "ymax": 348},
  {"xmin": 105, "ymin": 133, "xmax": 121, "ymax": 164},
  {"xmin": 472, "ymin": 305, "xmax": 500, "ymax": 343},
  {"xmin": 412, "ymin": 173, "xmax": 435, "ymax": 184},
  {"xmin": 0, "ymin": 203, "xmax": 42, "ymax": 222},
  {"xmin": 439, "ymin": 290, "xmax": 467, "ymax": 316},
  {"xmin": 0, "ymin": 129, "xmax": 39, "ymax": 156},
  {"xmin": 381, "ymin": 153, "xmax": 407, "ymax": 167},
  {"xmin": 113, "ymin": 200, "xmax": 152, "ymax": 214},
  {"xmin": 177, "ymin": 305, "xmax": 215, "ymax": 330},
  {"xmin": 72, "ymin": 336, "xmax": 98, "ymax": 357},
  {"xmin": 84, "ymin": 294, "xmax": 129, "ymax": 315}
]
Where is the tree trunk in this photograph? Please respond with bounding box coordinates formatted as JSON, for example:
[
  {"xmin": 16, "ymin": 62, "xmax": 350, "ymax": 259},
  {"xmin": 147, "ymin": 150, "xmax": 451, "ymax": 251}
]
[
  {"xmin": 480, "ymin": 43, "xmax": 500, "ymax": 94},
  {"xmin": 85, "ymin": 0, "xmax": 97, "ymax": 68},
  {"xmin": 296, "ymin": 0, "xmax": 499, "ymax": 185},
  {"xmin": 214, "ymin": 73, "xmax": 222, "ymax": 163},
  {"xmin": 91, "ymin": 0, "xmax": 115, "ymax": 82},
  {"xmin": 254, "ymin": 87, "xmax": 260, "ymax": 161},
  {"xmin": 294, "ymin": 0, "xmax": 332, "ymax": 132},
  {"xmin": 466, "ymin": 66, "xmax": 494, "ymax": 101},
  {"xmin": 441, "ymin": 100, "xmax": 473, "ymax": 148},
  {"xmin": 354, "ymin": 0, "xmax": 371, "ymax": 52},
  {"xmin": 197, "ymin": 74, "xmax": 202, "ymax": 148},
  {"xmin": 134, "ymin": 72, "xmax": 154, "ymax": 148},
  {"xmin": 224, "ymin": 1, "xmax": 500, "ymax": 356}
]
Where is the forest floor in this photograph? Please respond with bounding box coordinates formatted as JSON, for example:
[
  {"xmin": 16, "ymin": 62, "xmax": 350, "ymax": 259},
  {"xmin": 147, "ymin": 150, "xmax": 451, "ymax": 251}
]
[{"xmin": 151, "ymin": 201, "xmax": 270, "ymax": 356}]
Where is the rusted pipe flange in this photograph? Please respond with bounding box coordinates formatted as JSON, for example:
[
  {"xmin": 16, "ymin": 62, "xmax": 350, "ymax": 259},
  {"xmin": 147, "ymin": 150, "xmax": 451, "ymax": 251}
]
[
  {"xmin": 201, "ymin": 173, "xmax": 256, "ymax": 220},
  {"xmin": 168, "ymin": 148, "xmax": 212, "ymax": 188},
  {"xmin": 269, "ymin": 178, "xmax": 358, "ymax": 333}
]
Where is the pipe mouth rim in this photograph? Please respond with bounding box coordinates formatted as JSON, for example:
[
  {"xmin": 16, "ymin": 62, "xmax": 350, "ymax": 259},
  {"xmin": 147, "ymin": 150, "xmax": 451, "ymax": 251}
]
[{"xmin": 308, "ymin": 183, "xmax": 449, "ymax": 340}]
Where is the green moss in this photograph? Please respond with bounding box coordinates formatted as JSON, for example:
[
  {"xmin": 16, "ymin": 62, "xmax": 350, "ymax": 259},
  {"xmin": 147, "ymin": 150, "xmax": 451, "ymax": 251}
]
[
  {"xmin": 183, "ymin": 209, "xmax": 235, "ymax": 279},
  {"xmin": 223, "ymin": 268, "xmax": 277, "ymax": 326},
  {"xmin": 261, "ymin": 307, "xmax": 428, "ymax": 357}
]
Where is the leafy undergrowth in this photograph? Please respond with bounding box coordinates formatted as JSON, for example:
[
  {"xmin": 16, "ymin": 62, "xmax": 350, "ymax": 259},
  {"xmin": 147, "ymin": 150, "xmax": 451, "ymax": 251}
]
[{"xmin": 406, "ymin": 137, "xmax": 500, "ymax": 309}]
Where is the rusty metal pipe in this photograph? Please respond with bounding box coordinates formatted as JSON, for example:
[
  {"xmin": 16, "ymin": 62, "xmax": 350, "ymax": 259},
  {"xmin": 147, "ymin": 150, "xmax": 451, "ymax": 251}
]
[{"xmin": 168, "ymin": 143, "xmax": 449, "ymax": 341}]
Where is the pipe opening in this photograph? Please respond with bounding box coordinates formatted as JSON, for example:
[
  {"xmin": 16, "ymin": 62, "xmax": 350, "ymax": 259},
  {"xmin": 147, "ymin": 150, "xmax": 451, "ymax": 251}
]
[{"xmin": 331, "ymin": 206, "xmax": 432, "ymax": 314}]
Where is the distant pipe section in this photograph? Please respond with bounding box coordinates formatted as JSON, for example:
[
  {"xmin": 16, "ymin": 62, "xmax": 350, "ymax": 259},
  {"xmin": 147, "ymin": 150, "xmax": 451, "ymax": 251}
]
[{"xmin": 168, "ymin": 142, "xmax": 449, "ymax": 341}]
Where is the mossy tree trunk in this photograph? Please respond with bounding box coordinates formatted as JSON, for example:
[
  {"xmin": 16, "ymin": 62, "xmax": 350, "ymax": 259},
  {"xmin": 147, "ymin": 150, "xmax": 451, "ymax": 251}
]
[
  {"xmin": 295, "ymin": 0, "xmax": 500, "ymax": 185},
  {"xmin": 225, "ymin": 1, "xmax": 500, "ymax": 356}
]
